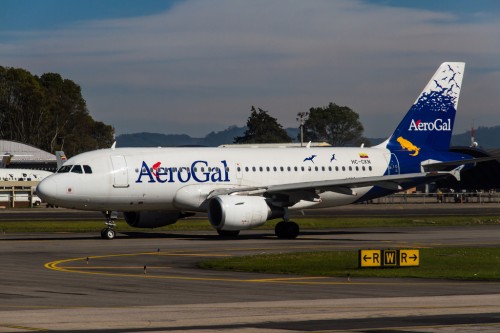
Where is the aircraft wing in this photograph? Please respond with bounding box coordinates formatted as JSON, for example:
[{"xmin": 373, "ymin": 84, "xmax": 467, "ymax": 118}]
[{"xmin": 207, "ymin": 171, "xmax": 451, "ymax": 199}]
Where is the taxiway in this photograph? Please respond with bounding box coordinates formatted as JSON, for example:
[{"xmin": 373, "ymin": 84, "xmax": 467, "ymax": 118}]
[{"xmin": 1, "ymin": 214, "xmax": 500, "ymax": 331}]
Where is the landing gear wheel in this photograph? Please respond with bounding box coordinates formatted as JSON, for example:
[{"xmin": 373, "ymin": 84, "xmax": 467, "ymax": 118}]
[
  {"xmin": 216, "ymin": 229, "xmax": 240, "ymax": 237},
  {"xmin": 101, "ymin": 211, "xmax": 118, "ymax": 240},
  {"xmin": 101, "ymin": 228, "xmax": 116, "ymax": 240},
  {"xmin": 275, "ymin": 221, "xmax": 299, "ymax": 239}
]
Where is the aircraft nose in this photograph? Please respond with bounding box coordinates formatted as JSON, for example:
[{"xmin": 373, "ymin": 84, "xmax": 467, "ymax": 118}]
[{"xmin": 37, "ymin": 177, "xmax": 58, "ymax": 203}]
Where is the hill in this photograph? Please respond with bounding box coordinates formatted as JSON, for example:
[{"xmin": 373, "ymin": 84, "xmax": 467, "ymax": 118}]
[
  {"xmin": 116, "ymin": 126, "xmax": 299, "ymax": 147},
  {"xmin": 116, "ymin": 126, "xmax": 498, "ymax": 148}
]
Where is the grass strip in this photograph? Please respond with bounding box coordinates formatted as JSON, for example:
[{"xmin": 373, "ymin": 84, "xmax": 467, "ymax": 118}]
[
  {"xmin": 0, "ymin": 215, "xmax": 499, "ymax": 233},
  {"xmin": 199, "ymin": 247, "xmax": 500, "ymax": 280}
]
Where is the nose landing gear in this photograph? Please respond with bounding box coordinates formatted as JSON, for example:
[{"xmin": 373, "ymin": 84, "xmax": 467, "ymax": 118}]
[{"xmin": 101, "ymin": 211, "xmax": 118, "ymax": 239}]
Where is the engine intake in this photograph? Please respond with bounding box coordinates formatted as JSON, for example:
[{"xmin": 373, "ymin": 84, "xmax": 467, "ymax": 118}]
[{"xmin": 208, "ymin": 195, "xmax": 284, "ymax": 231}]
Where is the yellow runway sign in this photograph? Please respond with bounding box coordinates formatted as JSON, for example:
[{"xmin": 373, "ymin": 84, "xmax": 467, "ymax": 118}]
[
  {"xmin": 359, "ymin": 249, "xmax": 420, "ymax": 268},
  {"xmin": 399, "ymin": 249, "xmax": 420, "ymax": 267},
  {"xmin": 359, "ymin": 249, "xmax": 382, "ymax": 267}
]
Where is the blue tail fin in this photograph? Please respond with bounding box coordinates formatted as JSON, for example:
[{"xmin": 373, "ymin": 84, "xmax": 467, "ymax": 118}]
[{"xmin": 385, "ymin": 62, "xmax": 465, "ymax": 156}]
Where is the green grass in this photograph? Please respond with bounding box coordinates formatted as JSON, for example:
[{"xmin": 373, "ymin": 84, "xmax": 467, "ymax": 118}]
[
  {"xmin": 199, "ymin": 247, "xmax": 500, "ymax": 280},
  {"xmin": 0, "ymin": 215, "xmax": 499, "ymax": 233}
]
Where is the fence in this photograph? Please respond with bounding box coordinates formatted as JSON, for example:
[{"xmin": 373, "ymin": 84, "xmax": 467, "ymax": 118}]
[
  {"xmin": 374, "ymin": 192, "xmax": 500, "ymax": 204},
  {"xmin": 0, "ymin": 181, "xmax": 40, "ymax": 208}
]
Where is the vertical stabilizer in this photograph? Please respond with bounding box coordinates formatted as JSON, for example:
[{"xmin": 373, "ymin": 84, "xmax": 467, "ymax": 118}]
[
  {"xmin": 386, "ymin": 62, "xmax": 465, "ymax": 155},
  {"xmin": 55, "ymin": 151, "xmax": 67, "ymax": 169}
]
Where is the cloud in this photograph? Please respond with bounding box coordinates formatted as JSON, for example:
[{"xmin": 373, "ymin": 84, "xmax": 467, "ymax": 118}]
[{"xmin": 1, "ymin": 0, "xmax": 500, "ymax": 137}]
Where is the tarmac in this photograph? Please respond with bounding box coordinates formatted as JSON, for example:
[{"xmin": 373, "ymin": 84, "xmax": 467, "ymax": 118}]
[{"xmin": 0, "ymin": 204, "xmax": 499, "ymax": 332}]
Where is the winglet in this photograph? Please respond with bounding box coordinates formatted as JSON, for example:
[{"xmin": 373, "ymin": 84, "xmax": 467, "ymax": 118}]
[
  {"xmin": 449, "ymin": 165, "xmax": 464, "ymax": 181},
  {"xmin": 111, "ymin": 141, "xmax": 117, "ymax": 149}
]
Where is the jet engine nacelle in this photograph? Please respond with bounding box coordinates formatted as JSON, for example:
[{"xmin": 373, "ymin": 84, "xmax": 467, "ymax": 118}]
[
  {"xmin": 123, "ymin": 211, "xmax": 180, "ymax": 228},
  {"xmin": 208, "ymin": 195, "xmax": 284, "ymax": 231}
]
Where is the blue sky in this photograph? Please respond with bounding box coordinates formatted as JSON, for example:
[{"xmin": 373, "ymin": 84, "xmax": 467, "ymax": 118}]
[{"xmin": 1, "ymin": 0, "xmax": 500, "ymax": 139}]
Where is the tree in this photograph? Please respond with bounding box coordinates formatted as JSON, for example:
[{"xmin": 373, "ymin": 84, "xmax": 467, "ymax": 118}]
[
  {"xmin": 0, "ymin": 66, "xmax": 115, "ymax": 156},
  {"xmin": 234, "ymin": 106, "xmax": 292, "ymax": 144},
  {"xmin": 0, "ymin": 67, "xmax": 45, "ymax": 145},
  {"xmin": 303, "ymin": 103, "xmax": 366, "ymax": 146}
]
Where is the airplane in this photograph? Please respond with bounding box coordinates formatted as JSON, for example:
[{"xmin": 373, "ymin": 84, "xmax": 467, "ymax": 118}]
[
  {"xmin": 38, "ymin": 62, "xmax": 479, "ymax": 240},
  {"xmin": 0, "ymin": 168, "xmax": 52, "ymax": 182},
  {"xmin": 0, "ymin": 151, "xmax": 67, "ymax": 182}
]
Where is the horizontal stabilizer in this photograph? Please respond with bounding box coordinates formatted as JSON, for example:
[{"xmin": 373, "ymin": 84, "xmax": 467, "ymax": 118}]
[{"xmin": 421, "ymin": 156, "xmax": 500, "ymax": 172}]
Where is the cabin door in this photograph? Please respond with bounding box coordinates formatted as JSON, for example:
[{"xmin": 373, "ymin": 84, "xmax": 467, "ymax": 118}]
[{"xmin": 110, "ymin": 155, "xmax": 129, "ymax": 188}]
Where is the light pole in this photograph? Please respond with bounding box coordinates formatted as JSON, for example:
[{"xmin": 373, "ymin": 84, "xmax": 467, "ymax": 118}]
[{"xmin": 296, "ymin": 112, "xmax": 309, "ymax": 147}]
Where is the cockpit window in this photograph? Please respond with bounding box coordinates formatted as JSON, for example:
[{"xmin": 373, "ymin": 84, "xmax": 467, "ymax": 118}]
[
  {"xmin": 58, "ymin": 165, "xmax": 72, "ymax": 173},
  {"xmin": 71, "ymin": 165, "xmax": 83, "ymax": 174},
  {"xmin": 83, "ymin": 165, "xmax": 92, "ymax": 174}
]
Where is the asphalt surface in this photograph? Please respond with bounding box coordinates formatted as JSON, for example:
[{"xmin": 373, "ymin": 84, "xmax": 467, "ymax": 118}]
[
  {"xmin": 1, "ymin": 202, "xmax": 500, "ymax": 221},
  {"xmin": 0, "ymin": 204, "xmax": 499, "ymax": 332}
]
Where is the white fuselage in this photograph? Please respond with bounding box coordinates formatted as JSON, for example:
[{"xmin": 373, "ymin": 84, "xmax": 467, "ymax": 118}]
[
  {"xmin": 38, "ymin": 146, "xmax": 394, "ymax": 212},
  {"xmin": 0, "ymin": 169, "xmax": 52, "ymax": 182}
]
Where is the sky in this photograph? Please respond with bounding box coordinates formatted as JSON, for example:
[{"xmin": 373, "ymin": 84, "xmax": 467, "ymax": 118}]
[{"xmin": 1, "ymin": 0, "xmax": 500, "ymax": 139}]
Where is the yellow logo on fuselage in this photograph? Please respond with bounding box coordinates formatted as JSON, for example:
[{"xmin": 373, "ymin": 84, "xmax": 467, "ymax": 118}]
[{"xmin": 397, "ymin": 136, "xmax": 420, "ymax": 156}]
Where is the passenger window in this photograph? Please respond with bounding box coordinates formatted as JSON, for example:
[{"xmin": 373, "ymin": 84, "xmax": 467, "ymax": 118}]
[
  {"xmin": 342, "ymin": 166, "xmax": 345, "ymax": 171},
  {"xmin": 71, "ymin": 165, "xmax": 83, "ymax": 174},
  {"xmin": 349, "ymin": 166, "xmax": 352, "ymax": 171},
  {"xmin": 294, "ymin": 166, "xmax": 298, "ymax": 172},
  {"xmin": 245, "ymin": 167, "xmax": 249, "ymax": 172},
  {"xmin": 369, "ymin": 166, "xmax": 372, "ymax": 171},
  {"xmin": 266, "ymin": 167, "xmax": 270, "ymax": 172},
  {"xmin": 287, "ymin": 166, "xmax": 291, "ymax": 171},
  {"xmin": 83, "ymin": 165, "xmax": 92, "ymax": 174},
  {"xmin": 273, "ymin": 166, "xmax": 277, "ymax": 172}
]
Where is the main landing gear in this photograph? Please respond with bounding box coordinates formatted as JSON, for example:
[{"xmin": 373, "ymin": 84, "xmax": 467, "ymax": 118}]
[
  {"xmin": 101, "ymin": 211, "xmax": 118, "ymax": 240},
  {"xmin": 274, "ymin": 221, "xmax": 300, "ymax": 239},
  {"xmin": 274, "ymin": 209, "xmax": 300, "ymax": 239}
]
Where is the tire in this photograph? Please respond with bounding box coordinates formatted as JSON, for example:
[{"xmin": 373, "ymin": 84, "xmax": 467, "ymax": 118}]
[
  {"xmin": 101, "ymin": 228, "xmax": 116, "ymax": 240},
  {"xmin": 276, "ymin": 221, "xmax": 299, "ymax": 239}
]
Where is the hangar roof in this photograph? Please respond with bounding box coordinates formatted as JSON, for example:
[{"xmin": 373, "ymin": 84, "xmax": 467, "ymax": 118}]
[{"xmin": 0, "ymin": 140, "xmax": 55, "ymax": 162}]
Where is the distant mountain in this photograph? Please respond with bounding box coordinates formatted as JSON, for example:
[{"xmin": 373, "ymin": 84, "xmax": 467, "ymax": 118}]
[
  {"xmin": 116, "ymin": 126, "xmax": 300, "ymax": 147},
  {"xmin": 116, "ymin": 125, "xmax": 499, "ymax": 148},
  {"xmin": 450, "ymin": 126, "xmax": 500, "ymax": 148},
  {"xmin": 116, "ymin": 132, "xmax": 201, "ymax": 147}
]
